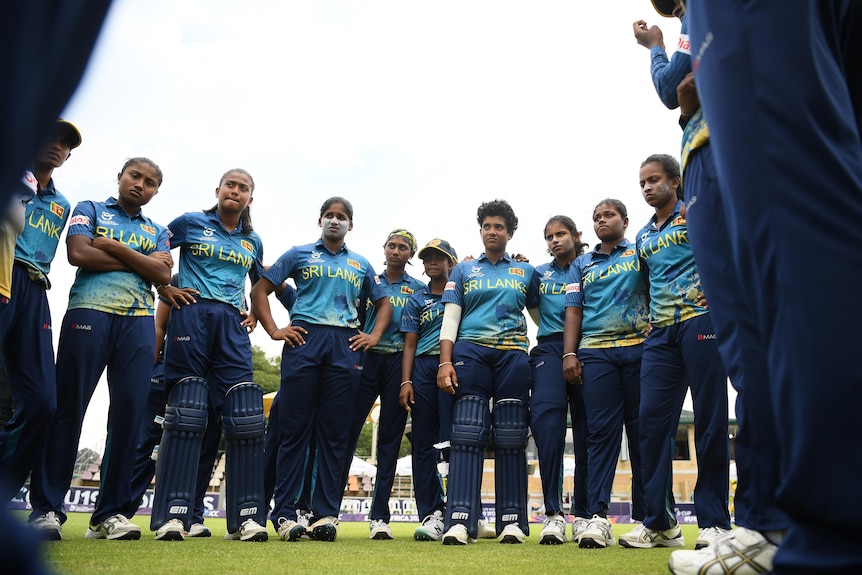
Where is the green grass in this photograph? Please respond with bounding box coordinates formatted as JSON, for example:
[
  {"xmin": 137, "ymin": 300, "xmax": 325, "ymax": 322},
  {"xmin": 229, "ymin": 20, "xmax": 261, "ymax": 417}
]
[{"xmin": 37, "ymin": 513, "xmax": 700, "ymax": 575}]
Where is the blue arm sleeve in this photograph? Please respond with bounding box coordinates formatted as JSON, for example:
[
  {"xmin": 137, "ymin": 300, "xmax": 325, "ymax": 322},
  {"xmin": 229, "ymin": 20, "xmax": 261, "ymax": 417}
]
[{"xmin": 649, "ymin": 18, "xmax": 692, "ymax": 109}]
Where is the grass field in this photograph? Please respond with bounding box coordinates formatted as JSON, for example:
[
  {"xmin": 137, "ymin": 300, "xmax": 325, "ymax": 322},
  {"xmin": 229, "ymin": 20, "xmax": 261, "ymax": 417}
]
[{"xmin": 35, "ymin": 513, "xmax": 700, "ymax": 575}]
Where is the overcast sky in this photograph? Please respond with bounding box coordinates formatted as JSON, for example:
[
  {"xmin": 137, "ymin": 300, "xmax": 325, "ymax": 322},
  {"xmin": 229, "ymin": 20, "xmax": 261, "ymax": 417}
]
[{"xmin": 50, "ymin": 0, "xmax": 696, "ymax": 451}]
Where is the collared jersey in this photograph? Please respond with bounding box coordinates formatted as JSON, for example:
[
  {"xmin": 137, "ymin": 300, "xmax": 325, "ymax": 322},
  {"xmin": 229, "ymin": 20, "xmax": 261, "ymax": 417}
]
[
  {"xmin": 635, "ymin": 203, "xmax": 708, "ymax": 328},
  {"xmin": 15, "ymin": 177, "xmax": 71, "ymax": 285},
  {"xmin": 532, "ymin": 259, "xmax": 572, "ymax": 339},
  {"xmin": 167, "ymin": 211, "xmax": 264, "ymax": 312},
  {"xmin": 401, "ymin": 286, "xmax": 445, "ymax": 357},
  {"xmin": 566, "ymin": 239, "xmax": 649, "ymax": 348},
  {"xmin": 442, "ymin": 252, "xmax": 538, "ymax": 352},
  {"xmin": 364, "ymin": 271, "xmax": 425, "ymax": 354},
  {"xmin": 264, "ymin": 238, "xmax": 385, "ymax": 328},
  {"xmin": 66, "ymin": 197, "xmax": 169, "ymax": 316}
]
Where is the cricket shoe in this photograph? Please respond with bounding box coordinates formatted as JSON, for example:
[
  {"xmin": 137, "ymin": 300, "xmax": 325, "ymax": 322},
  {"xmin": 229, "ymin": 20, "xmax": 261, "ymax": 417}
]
[
  {"xmin": 578, "ymin": 515, "xmax": 616, "ymax": 548},
  {"xmin": 155, "ymin": 518, "xmax": 185, "ymax": 541},
  {"xmin": 308, "ymin": 516, "xmax": 338, "ymax": 542},
  {"xmin": 414, "ymin": 510, "xmax": 445, "ymax": 541},
  {"xmin": 696, "ymin": 526, "xmax": 731, "ymax": 549},
  {"xmin": 619, "ymin": 522, "xmax": 684, "ymax": 548},
  {"xmin": 86, "ymin": 514, "xmax": 142, "ymax": 540},
  {"xmin": 442, "ymin": 524, "xmax": 476, "ymax": 545},
  {"xmin": 31, "ymin": 512, "xmax": 62, "ymax": 541},
  {"xmin": 477, "ymin": 518, "xmax": 496, "ymax": 539},
  {"xmin": 498, "ymin": 523, "xmax": 526, "ymax": 544},
  {"xmin": 571, "ymin": 516, "xmax": 591, "ymax": 542},
  {"xmin": 539, "ymin": 513, "xmax": 567, "ymax": 545},
  {"xmin": 370, "ymin": 519, "xmax": 393, "ymax": 540},
  {"xmin": 187, "ymin": 523, "xmax": 211, "ymax": 537},
  {"xmin": 277, "ymin": 517, "xmax": 305, "ymax": 542},
  {"xmin": 668, "ymin": 527, "xmax": 777, "ymax": 575}
]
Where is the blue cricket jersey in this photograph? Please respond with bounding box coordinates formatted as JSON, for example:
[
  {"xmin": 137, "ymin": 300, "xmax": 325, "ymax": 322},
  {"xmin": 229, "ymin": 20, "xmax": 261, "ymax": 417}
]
[
  {"xmin": 401, "ymin": 287, "xmax": 446, "ymax": 357},
  {"xmin": 566, "ymin": 239, "xmax": 650, "ymax": 348},
  {"xmin": 635, "ymin": 203, "xmax": 708, "ymax": 328},
  {"xmin": 364, "ymin": 271, "xmax": 426, "ymax": 353},
  {"xmin": 264, "ymin": 238, "xmax": 385, "ymax": 328},
  {"xmin": 442, "ymin": 253, "xmax": 538, "ymax": 352},
  {"xmin": 532, "ymin": 259, "xmax": 571, "ymax": 339},
  {"xmin": 66, "ymin": 197, "xmax": 169, "ymax": 316},
  {"xmin": 167, "ymin": 211, "xmax": 264, "ymax": 312},
  {"xmin": 15, "ymin": 178, "xmax": 71, "ymax": 285}
]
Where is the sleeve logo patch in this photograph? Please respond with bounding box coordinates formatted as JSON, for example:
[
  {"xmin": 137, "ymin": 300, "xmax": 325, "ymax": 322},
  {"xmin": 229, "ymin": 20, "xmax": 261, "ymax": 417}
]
[
  {"xmin": 566, "ymin": 283, "xmax": 580, "ymax": 293},
  {"xmin": 509, "ymin": 267, "xmax": 524, "ymax": 277},
  {"xmin": 69, "ymin": 215, "xmax": 90, "ymax": 227},
  {"xmin": 347, "ymin": 258, "xmax": 361, "ymax": 270},
  {"xmin": 444, "ymin": 281, "xmax": 456, "ymax": 291},
  {"xmin": 373, "ymin": 276, "xmax": 381, "ymax": 284},
  {"xmin": 50, "ymin": 202, "xmax": 65, "ymax": 218}
]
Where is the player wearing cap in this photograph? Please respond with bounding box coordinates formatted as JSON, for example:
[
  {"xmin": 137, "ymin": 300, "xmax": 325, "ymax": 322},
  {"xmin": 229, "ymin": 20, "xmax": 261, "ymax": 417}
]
[
  {"xmin": 399, "ymin": 238, "xmax": 458, "ymax": 542},
  {"xmin": 527, "ymin": 215, "xmax": 590, "ymax": 545},
  {"xmin": 562, "ymin": 199, "xmax": 648, "ymax": 549},
  {"xmin": 676, "ymin": 1, "xmax": 862, "ymax": 573},
  {"xmin": 0, "ymin": 120, "xmax": 79, "ymax": 514},
  {"xmin": 437, "ymin": 199, "xmax": 539, "ymax": 545},
  {"xmin": 637, "ymin": 0, "xmax": 790, "ymax": 567},
  {"xmin": 617, "ymin": 154, "xmax": 730, "ymax": 551},
  {"xmin": 28, "ymin": 157, "xmax": 170, "ymax": 541},
  {"xmin": 342, "ymin": 229, "xmax": 425, "ymax": 540},
  {"xmin": 252, "ymin": 197, "xmax": 391, "ymax": 543}
]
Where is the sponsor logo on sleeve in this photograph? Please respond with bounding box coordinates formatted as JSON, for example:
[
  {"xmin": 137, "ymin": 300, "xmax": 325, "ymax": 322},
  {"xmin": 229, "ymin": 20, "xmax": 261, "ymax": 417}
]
[
  {"xmin": 566, "ymin": 283, "xmax": 580, "ymax": 293},
  {"xmin": 373, "ymin": 276, "xmax": 381, "ymax": 284},
  {"xmin": 444, "ymin": 281, "xmax": 456, "ymax": 291},
  {"xmin": 69, "ymin": 215, "xmax": 90, "ymax": 227},
  {"xmin": 677, "ymin": 33, "xmax": 691, "ymax": 55}
]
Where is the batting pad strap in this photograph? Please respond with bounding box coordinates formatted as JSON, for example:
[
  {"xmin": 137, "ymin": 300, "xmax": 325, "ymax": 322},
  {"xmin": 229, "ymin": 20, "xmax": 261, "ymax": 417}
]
[
  {"xmin": 450, "ymin": 395, "xmax": 491, "ymax": 448},
  {"xmin": 492, "ymin": 399, "xmax": 529, "ymax": 450},
  {"xmin": 223, "ymin": 382, "xmax": 265, "ymax": 439}
]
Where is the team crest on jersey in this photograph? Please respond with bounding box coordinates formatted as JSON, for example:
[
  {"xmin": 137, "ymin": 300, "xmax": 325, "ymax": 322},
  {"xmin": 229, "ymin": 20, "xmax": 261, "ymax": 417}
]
[
  {"xmin": 400, "ymin": 286, "xmax": 414, "ymax": 295},
  {"xmin": 101, "ymin": 211, "xmax": 114, "ymax": 221},
  {"xmin": 308, "ymin": 251, "xmax": 324, "ymax": 263},
  {"xmin": 672, "ymin": 216, "xmax": 686, "ymax": 226},
  {"xmin": 566, "ymin": 283, "xmax": 580, "ymax": 293},
  {"xmin": 69, "ymin": 215, "xmax": 90, "ymax": 227},
  {"xmin": 541, "ymin": 270, "xmax": 554, "ymax": 281},
  {"xmin": 622, "ymin": 248, "xmax": 635, "ymax": 257},
  {"xmin": 467, "ymin": 266, "xmax": 484, "ymax": 278},
  {"xmin": 509, "ymin": 267, "xmax": 524, "ymax": 277},
  {"xmin": 240, "ymin": 239, "xmax": 253, "ymax": 253},
  {"xmin": 140, "ymin": 224, "xmax": 156, "ymax": 235},
  {"xmin": 50, "ymin": 202, "xmax": 65, "ymax": 218},
  {"xmin": 347, "ymin": 259, "xmax": 361, "ymax": 270},
  {"xmin": 203, "ymin": 227, "xmax": 214, "ymax": 237}
]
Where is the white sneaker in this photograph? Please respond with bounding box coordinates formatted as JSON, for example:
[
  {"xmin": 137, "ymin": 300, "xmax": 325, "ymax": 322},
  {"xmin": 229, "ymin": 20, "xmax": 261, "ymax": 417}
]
[
  {"xmin": 277, "ymin": 517, "xmax": 305, "ymax": 542},
  {"xmin": 32, "ymin": 512, "xmax": 62, "ymax": 541},
  {"xmin": 669, "ymin": 527, "xmax": 777, "ymax": 575},
  {"xmin": 442, "ymin": 523, "xmax": 475, "ymax": 545},
  {"xmin": 86, "ymin": 514, "xmax": 142, "ymax": 540},
  {"xmin": 477, "ymin": 518, "xmax": 496, "ymax": 539},
  {"xmin": 155, "ymin": 518, "xmax": 185, "ymax": 541},
  {"xmin": 619, "ymin": 522, "xmax": 684, "ymax": 548},
  {"xmin": 307, "ymin": 516, "xmax": 338, "ymax": 542},
  {"xmin": 187, "ymin": 523, "xmax": 211, "ymax": 538},
  {"xmin": 696, "ymin": 526, "xmax": 731, "ymax": 549},
  {"xmin": 369, "ymin": 519, "xmax": 393, "ymax": 540},
  {"xmin": 570, "ymin": 515, "xmax": 590, "ymax": 542},
  {"xmin": 539, "ymin": 513, "xmax": 567, "ymax": 545},
  {"xmin": 238, "ymin": 518, "xmax": 268, "ymax": 542},
  {"xmin": 296, "ymin": 510, "xmax": 312, "ymax": 539},
  {"xmin": 498, "ymin": 523, "xmax": 526, "ymax": 544},
  {"xmin": 414, "ymin": 510, "xmax": 445, "ymax": 541},
  {"xmin": 579, "ymin": 515, "xmax": 616, "ymax": 548}
]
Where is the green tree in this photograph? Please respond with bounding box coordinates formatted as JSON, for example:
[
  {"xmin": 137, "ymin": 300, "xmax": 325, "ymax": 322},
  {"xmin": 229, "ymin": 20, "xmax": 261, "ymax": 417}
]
[{"xmin": 252, "ymin": 345, "xmax": 281, "ymax": 394}]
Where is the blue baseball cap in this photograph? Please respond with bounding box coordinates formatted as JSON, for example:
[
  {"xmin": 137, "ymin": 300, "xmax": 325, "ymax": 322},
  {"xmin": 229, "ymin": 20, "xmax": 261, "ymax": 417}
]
[
  {"xmin": 651, "ymin": 0, "xmax": 676, "ymax": 17},
  {"xmin": 418, "ymin": 239, "xmax": 457, "ymax": 264}
]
